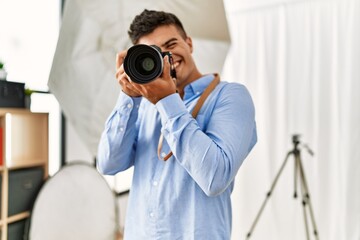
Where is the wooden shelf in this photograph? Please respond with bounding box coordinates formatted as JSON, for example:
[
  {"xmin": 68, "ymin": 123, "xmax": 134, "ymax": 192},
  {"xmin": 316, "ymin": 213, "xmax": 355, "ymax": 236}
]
[
  {"xmin": 0, "ymin": 108, "xmax": 32, "ymax": 116},
  {"xmin": 7, "ymin": 160, "xmax": 47, "ymax": 170},
  {"xmin": 0, "ymin": 108, "xmax": 49, "ymax": 239},
  {"xmin": 7, "ymin": 211, "xmax": 31, "ymax": 224}
]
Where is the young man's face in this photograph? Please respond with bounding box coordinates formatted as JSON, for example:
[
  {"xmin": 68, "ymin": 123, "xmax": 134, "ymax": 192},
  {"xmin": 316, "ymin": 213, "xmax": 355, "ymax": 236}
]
[{"xmin": 136, "ymin": 24, "xmax": 200, "ymax": 90}]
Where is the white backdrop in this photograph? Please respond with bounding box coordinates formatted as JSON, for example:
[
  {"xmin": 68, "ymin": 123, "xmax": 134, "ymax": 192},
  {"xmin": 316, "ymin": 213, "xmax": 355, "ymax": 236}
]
[{"xmin": 223, "ymin": 0, "xmax": 360, "ymax": 239}]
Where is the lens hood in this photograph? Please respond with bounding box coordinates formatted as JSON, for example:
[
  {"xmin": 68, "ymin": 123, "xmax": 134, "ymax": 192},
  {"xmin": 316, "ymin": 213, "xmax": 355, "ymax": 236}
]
[{"xmin": 123, "ymin": 44, "xmax": 164, "ymax": 84}]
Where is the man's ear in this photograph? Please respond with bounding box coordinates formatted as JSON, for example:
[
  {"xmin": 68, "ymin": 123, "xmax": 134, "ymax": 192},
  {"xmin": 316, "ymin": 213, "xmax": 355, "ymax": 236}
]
[{"xmin": 185, "ymin": 36, "xmax": 193, "ymax": 53}]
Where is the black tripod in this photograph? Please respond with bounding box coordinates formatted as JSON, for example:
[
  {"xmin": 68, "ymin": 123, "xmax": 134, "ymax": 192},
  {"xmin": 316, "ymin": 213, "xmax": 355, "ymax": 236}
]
[{"xmin": 246, "ymin": 135, "xmax": 319, "ymax": 240}]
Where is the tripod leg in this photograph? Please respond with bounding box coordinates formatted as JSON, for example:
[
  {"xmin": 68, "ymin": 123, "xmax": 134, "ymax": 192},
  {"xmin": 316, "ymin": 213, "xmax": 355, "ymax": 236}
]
[
  {"xmin": 298, "ymin": 154, "xmax": 320, "ymax": 240},
  {"xmin": 297, "ymin": 154, "xmax": 311, "ymax": 240},
  {"xmin": 294, "ymin": 154, "xmax": 299, "ymax": 198},
  {"xmin": 246, "ymin": 152, "xmax": 292, "ymax": 239}
]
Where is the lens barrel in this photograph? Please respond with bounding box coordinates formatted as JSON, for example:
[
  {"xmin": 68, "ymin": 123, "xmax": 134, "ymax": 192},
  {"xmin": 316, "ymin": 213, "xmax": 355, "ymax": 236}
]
[{"xmin": 123, "ymin": 44, "xmax": 165, "ymax": 84}]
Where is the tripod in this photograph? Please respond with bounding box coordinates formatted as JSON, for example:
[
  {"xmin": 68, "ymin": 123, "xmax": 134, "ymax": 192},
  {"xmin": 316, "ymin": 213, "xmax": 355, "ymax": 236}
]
[{"xmin": 246, "ymin": 135, "xmax": 319, "ymax": 240}]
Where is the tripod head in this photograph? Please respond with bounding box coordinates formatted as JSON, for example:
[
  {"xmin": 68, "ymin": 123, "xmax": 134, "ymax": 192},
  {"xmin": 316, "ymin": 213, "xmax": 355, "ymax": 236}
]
[
  {"xmin": 292, "ymin": 134, "xmax": 301, "ymax": 144},
  {"xmin": 292, "ymin": 134, "xmax": 301, "ymax": 150},
  {"xmin": 291, "ymin": 134, "xmax": 314, "ymax": 156}
]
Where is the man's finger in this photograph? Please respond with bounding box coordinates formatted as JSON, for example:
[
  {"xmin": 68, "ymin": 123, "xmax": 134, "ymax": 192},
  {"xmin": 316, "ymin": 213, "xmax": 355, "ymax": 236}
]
[
  {"xmin": 162, "ymin": 55, "xmax": 171, "ymax": 78},
  {"xmin": 128, "ymin": 79, "xmax": 144, "ymax": 93},
  {"xmin": 116, "ymin": 50, "xmax": 127, "ymax": 69}
]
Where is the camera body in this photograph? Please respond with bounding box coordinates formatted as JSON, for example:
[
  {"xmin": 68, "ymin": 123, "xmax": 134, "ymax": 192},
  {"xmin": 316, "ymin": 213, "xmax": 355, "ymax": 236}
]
[{"xmin": 123, "ymin": 44, "xmax": 177, "ymax": 84}]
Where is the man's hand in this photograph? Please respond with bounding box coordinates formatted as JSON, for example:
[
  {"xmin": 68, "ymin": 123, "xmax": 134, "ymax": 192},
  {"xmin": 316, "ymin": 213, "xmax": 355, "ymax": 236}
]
[
  {"xmin": 116, "ymin": 51, "xmax": 142, "ymax": 97},
  {"xmin": 127, "ymin": 55, "xmax": 177, "ymax": 104}
]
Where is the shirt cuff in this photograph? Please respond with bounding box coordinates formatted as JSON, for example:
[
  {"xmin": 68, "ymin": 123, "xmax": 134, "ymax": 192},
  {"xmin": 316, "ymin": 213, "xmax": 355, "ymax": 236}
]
[
  {"xmin": 155, "ymin": 93, "xmax": 187, "ymax": 126},
  {"xmin": 115, "ymin": 91, "xmax": 142, "ymax": 111}
]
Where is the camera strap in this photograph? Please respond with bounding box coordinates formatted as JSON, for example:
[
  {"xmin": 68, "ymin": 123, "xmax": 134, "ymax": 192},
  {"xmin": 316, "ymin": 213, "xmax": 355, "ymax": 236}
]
[{"xmin": 158, "ymin": 73, "xmax": 220, "ymax": 161}]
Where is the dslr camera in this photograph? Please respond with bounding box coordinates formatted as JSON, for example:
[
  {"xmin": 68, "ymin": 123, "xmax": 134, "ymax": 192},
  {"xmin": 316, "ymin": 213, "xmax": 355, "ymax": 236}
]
[{"xmin": 123, "ymin": 44, "xmax": 177, "ymax": 84}]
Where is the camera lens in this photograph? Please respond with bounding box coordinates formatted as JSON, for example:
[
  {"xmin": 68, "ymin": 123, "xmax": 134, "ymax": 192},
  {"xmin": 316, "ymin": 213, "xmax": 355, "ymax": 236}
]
[
  {"xmin": 124, "ymin": 45, "xmax": 164, "ymax": 84},
  {"xmin": 135, "ymin": 54, "xmax": 156, "ymax": 75},
  {"xmin": 141, "ymin": 57, "xmax": 155, "ymax": 72}
]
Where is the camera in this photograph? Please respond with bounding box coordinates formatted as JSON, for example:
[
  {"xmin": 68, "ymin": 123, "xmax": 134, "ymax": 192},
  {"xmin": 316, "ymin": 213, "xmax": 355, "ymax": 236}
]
[{"xmin": 123, "ymin": 44, "xmax": 177, "ymax": 84}]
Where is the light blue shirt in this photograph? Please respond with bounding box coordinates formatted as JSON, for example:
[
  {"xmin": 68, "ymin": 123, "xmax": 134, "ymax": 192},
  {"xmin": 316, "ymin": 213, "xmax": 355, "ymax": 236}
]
[{"xmin": 97, "ymin": 74, "xmax": 257, "ymax": 240}]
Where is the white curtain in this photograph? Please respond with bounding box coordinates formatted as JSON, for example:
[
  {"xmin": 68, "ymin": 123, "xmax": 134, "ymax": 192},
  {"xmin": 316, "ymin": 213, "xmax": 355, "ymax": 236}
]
[{"xmin": 223, "ymin": 0, "xmax": 360, "ymax": 239}]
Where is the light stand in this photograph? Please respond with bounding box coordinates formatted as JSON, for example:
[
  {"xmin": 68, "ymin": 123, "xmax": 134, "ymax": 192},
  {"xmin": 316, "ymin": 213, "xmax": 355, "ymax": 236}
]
[{"xmin": 246, "ymin": 134, "xmax": 319, "ymax": 240}]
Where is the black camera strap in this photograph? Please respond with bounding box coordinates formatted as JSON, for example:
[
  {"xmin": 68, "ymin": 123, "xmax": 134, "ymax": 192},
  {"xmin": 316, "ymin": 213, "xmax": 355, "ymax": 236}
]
[{"xmin": 158, "ymin": 73, "xmax": 220, "ymax": 161}]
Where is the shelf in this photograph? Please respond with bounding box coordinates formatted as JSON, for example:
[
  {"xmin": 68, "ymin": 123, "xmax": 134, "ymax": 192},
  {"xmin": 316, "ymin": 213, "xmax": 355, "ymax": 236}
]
[
  {"xmin": 0, "ymin": 212, "xmax": 31, "ymax": 226},
  {"xmin": 7, "ymin": 212, "xmax": 30, "ymax": 224},
  {"xmin": 0, "ymin": 108, "xmax": 31, "ymax": 116},
  {"xmin": 0, "ymin": 111, "xmax": 48, "ymax": 169},
  {"xmin": 0, "ymin": 109, "xmax": 48, "ymax": 239},
  {"xmin": 6, "ymin": 159, "xmax": 47, "ymax": 170}
]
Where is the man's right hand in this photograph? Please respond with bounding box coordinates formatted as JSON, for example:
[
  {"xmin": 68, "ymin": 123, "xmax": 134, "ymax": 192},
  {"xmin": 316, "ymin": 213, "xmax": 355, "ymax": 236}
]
[{"xmin": 116, "ymin": 50, "xmax": 142, "ymax": 97}]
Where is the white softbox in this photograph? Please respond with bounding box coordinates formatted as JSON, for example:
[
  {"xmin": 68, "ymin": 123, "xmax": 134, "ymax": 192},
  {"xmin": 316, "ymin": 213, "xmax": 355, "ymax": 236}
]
[{"xmin": 48, "ymin": 0, "xmax": 230, "ymax": 155}]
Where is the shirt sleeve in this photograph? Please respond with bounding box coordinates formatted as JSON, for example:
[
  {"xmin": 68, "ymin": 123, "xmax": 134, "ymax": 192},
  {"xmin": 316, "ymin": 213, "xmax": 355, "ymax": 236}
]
[
  {"xmin": 155, "ymin": 83, "xmax": 257, "ymax": 196},
  {"xmin": 97, "ymin": 91, "xmax": 142, "ymax": 175}
]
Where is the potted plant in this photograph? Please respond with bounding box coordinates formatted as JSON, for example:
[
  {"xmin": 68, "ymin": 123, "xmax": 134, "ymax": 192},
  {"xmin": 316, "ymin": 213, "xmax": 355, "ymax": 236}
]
[
  {"xmin": 0, "ymin": 60, "xmax": 7, "ymax": 80},
  {"xmin": 24, "ymin": 88, "xmax": 34, "ymax": 109}
]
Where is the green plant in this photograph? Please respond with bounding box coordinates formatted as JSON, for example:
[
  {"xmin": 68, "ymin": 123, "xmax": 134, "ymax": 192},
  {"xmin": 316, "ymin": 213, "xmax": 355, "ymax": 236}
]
[
  {"xmin": 0, "ymin": 61, "xmax": 4, "ymax": 69},
  {"xmin": 25, "ymin": 88, "xmax": 34, "ymax": 96}
]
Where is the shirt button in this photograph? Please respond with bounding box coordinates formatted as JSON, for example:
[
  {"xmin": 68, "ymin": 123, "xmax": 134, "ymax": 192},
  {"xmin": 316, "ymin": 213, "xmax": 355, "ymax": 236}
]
[
  {"xmin": 161, "ymin": 152, "xmax": 166, "ymax": 158},
  {"xmin": 119, "ymin": 127, "xmax": 124, "ymax": 132},
  {"xmin": 196, "ymin": 91, "xmax": 200, "ymax": 94},
  {"xmin": 127, "ymin": 103, "xmax": 132, "ymax": 109},
  {"xmin": 153, "ymin": 181, "xmax": 158, "ymax": 186},
  {"xmin": 149, "ymin": 212, "xmax": 155, "ymax": 218}
]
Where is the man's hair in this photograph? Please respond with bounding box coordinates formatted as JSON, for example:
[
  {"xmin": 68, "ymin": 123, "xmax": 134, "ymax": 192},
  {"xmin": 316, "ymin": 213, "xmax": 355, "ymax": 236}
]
[{"xmin": 128, "ymin": 9, "xmax": 187, "ymax": 44}]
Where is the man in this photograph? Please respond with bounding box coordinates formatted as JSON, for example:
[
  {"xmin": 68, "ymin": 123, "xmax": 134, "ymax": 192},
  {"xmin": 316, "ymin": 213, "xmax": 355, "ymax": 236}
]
[{"xmin": 97, "ymin": 9, "xmax": 257, "ymax": 239}]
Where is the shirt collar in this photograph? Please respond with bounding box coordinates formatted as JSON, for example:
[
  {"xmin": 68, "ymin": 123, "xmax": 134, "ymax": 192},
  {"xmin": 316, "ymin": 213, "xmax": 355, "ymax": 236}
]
[{"xmin": 183, "ymin": 74, "xmax": 215, "ymax": 101}]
